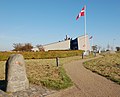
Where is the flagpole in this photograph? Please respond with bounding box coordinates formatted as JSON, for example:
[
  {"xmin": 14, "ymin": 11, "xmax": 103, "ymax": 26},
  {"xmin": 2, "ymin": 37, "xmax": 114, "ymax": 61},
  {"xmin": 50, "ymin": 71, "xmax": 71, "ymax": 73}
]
[
  {"xmin": 84, "ymin": 5, "xmax": 87, "ymax": 52},
  {"xmin": 92, "ymin": 37, "xmax": 93, "ymax": 51},
  {"xmin": 92, "ymin": 37, "xmax": 93, "ymax": 46}
]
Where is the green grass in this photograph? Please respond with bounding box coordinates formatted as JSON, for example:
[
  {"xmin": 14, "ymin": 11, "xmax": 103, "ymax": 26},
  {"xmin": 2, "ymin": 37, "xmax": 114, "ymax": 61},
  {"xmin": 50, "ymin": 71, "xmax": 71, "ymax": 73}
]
[
  {"xmin": 40, "ymin": 67, "xmax": 73, "ymax": 90},
  {"xmin": 83, "ymin": 53, "xmax": 120, "ymax": 85}
]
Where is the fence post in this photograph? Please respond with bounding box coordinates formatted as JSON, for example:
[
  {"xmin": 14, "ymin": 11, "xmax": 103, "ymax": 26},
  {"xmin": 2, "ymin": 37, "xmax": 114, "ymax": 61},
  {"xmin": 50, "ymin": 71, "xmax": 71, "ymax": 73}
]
[
  {"xmin": 56, "ymin": 57, "xmax": 59, "ymax": 67},
  {"xmin": 82, "ymin": 52, "xmax": 84, "ymax": 59}
]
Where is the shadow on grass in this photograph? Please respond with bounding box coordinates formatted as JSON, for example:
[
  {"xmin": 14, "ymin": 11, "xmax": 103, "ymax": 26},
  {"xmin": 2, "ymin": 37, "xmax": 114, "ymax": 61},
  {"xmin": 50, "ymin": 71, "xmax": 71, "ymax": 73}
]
[{"xmin": 0, "ymin": 80, "xmax": 7, "ymax": 91}]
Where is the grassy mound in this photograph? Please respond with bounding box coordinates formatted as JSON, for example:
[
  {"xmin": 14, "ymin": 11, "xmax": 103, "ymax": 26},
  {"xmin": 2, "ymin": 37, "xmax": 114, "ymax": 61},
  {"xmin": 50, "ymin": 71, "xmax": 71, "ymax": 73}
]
[{"xmin": 84, "ymin": 53, "xmax": 120, "ymax": 84}]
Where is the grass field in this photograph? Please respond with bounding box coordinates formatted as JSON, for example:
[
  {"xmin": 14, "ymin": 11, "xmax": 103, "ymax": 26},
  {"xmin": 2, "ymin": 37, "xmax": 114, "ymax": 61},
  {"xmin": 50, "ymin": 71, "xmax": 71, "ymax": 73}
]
[
  {"xmin": 0, "ymin": 56, "xmax": 89, "ymax": 90},
  {"xmin": 25, "ymin": 58, "xmax": 73, "ymax": 90},
  {"xmin": 84, "ymin": 52, "xmax": 120, "ymax": 85},
  {"xmin": 0, "ymin": 50, "xmax": 93, "ymax": 90}
]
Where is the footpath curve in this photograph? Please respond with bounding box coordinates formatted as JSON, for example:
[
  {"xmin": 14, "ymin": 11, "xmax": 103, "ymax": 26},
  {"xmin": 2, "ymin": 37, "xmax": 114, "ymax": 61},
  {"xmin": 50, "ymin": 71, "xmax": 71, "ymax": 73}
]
[{"xmin": 47, "ymin": 56, "xmax": 120, "ymax": 97}]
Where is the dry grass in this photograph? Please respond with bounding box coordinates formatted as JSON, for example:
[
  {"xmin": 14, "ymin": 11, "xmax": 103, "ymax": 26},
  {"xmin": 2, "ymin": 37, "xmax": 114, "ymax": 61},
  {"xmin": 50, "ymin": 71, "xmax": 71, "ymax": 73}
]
[
  {"xmin": 0, "ymin": 61, "xmax": 5, "ymax": 80},
  {"xmin": 25, "ymin": 59, "xmax": 58, "ymax": 85},
  {"xmin": 84, "ymin": 53, "xmax": 120, "ymax": 84},
  {"xmin": 0, "ymin": 56, "xmax": 83, "ymax": 89},
  {"xmin": 0, "ymin": 50, "xmax": 83, "ymax": 61},
  {"xmin": 25, "ymin": 56, "xmax": 84, "ymax": 89},
  {"xmin": 0, "ymin": 53, "xmax": 93, "ymax": 89}
]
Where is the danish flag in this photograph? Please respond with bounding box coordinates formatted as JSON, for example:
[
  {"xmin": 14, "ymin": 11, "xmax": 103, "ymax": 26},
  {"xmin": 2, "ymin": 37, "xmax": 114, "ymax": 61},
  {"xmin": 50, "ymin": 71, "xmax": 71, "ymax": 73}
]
[{"xmin": 76, "ymin": 6, "xmax": 85, "ymax": 20}]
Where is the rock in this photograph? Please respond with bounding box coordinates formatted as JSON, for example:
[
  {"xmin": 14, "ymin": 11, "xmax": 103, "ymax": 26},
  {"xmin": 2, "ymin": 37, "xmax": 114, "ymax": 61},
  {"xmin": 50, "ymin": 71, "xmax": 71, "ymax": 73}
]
[{"xmin": 5, "ymin": 54, "xmax": 29, "ymax": 92}]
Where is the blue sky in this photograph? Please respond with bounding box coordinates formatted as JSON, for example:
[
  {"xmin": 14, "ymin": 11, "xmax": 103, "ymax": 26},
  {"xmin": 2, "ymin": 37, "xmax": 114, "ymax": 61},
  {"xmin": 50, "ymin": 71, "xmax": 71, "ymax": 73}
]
[{"xmin": 0, "ymin": 0, "xmax": 120, "ymax": 51}]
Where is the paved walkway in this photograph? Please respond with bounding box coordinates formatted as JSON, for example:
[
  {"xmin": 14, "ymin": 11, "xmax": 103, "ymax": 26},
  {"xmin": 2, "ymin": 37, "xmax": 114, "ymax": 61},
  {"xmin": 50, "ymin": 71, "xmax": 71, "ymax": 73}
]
[{"xmin": 47, "ymin": 57, "xmax": 120, "ymax": 97}]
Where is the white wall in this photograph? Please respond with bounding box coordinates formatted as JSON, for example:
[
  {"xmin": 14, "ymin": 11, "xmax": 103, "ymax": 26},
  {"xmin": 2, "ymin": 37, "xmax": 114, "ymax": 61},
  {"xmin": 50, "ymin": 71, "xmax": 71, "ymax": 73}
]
[
  {"xmin": 77, "ymin": 35, "xmax": 90, "ymax": 51},
  {"xmin": 43, "ymin": 40, "xmax": 70, "ymax": 51}
]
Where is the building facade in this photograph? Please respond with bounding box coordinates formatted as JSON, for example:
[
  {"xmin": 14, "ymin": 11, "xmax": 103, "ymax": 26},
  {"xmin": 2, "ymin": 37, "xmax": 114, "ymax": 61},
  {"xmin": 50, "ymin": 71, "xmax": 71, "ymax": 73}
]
[
  {"xmin": 32, "ymin": 35, "xmax": 90, "ymax": 52},
  {"xmin": 77, "ymin": 35, "xmax": 90, "ymax": 51},
  {"xmin": 43, "ymin": 39, "xmax": 71, "ymax": 51},
  {"xmin": 71, "ymin": 35, "xmax": 90, "ymax": 51}
]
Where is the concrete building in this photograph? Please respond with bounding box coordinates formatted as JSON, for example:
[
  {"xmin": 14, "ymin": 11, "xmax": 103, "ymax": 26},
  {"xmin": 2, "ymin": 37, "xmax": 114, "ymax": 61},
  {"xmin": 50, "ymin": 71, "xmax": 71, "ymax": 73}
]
[
  {"xmin": 32, "ymin": 35, "xmax": 90, "ymax": 52},
  {"xmin": 43, "ymin": 39, "xmax": 70, "ymax": 51},
  {"xmin": 71, "ymin": 35, "xmax": 90, "ymax": 51}
]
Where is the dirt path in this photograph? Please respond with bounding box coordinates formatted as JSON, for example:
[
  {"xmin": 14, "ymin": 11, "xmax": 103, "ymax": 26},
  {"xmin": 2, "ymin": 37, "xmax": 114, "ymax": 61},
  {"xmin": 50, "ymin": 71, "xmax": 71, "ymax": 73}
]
[{"xmin": 46, "ymin": 56, "xmax": 120, "ymax": 97}]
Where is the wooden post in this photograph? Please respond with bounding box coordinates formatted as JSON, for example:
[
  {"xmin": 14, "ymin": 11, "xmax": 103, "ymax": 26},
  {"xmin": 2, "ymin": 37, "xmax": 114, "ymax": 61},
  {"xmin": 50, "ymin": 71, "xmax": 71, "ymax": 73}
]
[
  {"xmin": 56, "ymin": 57, "xmax": 59, "ymax": 67},
  {"xmin": 82, "ymin": 52, "xmax": 84, "ymax": 59}
]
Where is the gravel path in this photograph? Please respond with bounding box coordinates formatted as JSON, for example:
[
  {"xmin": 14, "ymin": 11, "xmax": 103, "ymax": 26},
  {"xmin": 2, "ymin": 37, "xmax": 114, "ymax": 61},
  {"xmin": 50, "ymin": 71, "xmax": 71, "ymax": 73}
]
[
  {"xmin": 0, "ymin": 83, "xmax": 56, "ymax": 97},
  {"xmin": 47, "ymin": 56, "xmax": 120, "ymax": 97}
]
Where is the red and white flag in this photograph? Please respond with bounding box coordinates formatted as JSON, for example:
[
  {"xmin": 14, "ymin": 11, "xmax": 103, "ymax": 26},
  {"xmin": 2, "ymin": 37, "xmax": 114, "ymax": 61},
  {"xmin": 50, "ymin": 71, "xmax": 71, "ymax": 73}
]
[{"xmin": 76, "ymin": 6, "xmax": 85, "ymax": 20}]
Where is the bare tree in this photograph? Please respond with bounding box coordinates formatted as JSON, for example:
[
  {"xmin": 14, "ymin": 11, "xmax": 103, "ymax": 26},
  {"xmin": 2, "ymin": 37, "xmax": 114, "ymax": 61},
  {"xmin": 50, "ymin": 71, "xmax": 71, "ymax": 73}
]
[
  {"xmin": 36, "ymin": 44, "xmax": 45, "ymax": 51},
  {"xmin": 13, "ymin": 43, "xmax": 23, "ymax": 51},
  {"xmin": 23, "ymin": 43, "xmax": 33, "ymax": 51},
  {"xmin": 13, "ymin": 43, "xmax": 33, "ymax": 51}
]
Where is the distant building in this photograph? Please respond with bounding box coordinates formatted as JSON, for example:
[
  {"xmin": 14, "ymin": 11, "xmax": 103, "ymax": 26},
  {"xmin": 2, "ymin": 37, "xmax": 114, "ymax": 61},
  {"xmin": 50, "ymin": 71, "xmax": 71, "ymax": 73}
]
[
  {"xmin": 71, "ymin": 35, "xmax": 90, "ymax": 51},
  {"xmin": 32, "ymin": 35, "xmax": 90, "ymax": 52},
  {"xmin": 43, "ymin": 39, "xmax": 71, "ymax": 51}
]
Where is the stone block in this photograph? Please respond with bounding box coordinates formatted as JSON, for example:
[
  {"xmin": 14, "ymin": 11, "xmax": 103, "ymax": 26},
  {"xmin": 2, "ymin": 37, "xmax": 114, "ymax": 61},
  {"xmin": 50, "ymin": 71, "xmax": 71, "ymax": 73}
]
[{"xmin": 5, "ymin": 54, "xmax": 29, "ymax": 92}]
